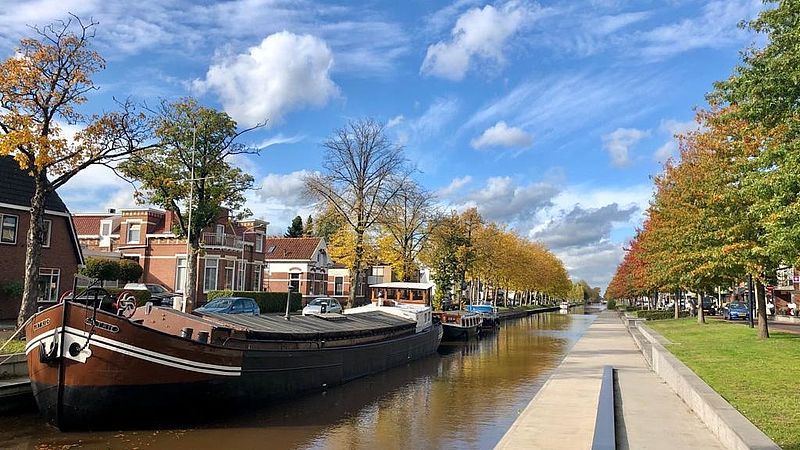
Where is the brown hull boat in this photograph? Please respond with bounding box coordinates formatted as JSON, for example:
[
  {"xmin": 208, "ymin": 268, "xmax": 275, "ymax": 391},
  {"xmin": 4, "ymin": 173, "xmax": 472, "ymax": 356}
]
[{"xmin": 25, "ymin": 301, "xmax": 442, "ymax": 430}]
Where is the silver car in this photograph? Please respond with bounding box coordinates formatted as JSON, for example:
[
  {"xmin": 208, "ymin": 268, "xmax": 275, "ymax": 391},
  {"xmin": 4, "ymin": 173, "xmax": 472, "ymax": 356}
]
[{"xmin": 302, "ymin": 297, "xmax": 343, "ymax": 316}]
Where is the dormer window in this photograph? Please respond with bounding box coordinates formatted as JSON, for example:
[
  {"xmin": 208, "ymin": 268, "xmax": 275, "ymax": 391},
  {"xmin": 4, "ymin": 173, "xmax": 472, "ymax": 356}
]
[{"xmin": 127, "ymin": 223, "xmax": 141, "ymax": 244}]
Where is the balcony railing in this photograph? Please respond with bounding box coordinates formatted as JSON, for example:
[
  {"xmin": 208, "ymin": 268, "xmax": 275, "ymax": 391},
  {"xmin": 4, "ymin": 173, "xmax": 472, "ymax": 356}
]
[{"xmin": 201, "ymin": 232, "xmax": 244, "ymax": 249}]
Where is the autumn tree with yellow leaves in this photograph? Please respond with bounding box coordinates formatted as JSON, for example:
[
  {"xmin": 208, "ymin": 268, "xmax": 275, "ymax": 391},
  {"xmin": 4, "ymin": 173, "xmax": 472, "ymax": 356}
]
[{"xmin": 0, "ymin": 17, "xmax": 154, "ymax": 327}]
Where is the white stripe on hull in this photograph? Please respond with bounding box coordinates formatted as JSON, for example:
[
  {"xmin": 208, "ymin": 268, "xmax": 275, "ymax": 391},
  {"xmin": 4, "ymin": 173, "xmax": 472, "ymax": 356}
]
[{"xmin": 26, "ymin": 326, "xmax": 242, "ymax": 377}]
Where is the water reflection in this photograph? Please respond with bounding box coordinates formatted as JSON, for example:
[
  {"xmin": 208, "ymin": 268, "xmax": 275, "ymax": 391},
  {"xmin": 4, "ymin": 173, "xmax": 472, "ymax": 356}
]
[{"xmin": 0, "ymin": 312, "xmax": 594, "ymax": 450}]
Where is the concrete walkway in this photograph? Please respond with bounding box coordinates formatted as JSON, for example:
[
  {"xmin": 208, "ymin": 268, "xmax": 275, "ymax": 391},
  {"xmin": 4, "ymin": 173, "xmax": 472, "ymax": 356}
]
[{"xmin": 495, "ymin": 311, "xmax": 726, "ymax": 450}]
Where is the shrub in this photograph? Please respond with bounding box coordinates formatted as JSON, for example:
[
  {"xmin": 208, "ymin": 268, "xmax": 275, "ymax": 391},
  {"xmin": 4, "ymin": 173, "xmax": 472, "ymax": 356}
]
[
  {"xmin": 81, "ymin": 257, "xmax": 120, "ymax": 282},
  {"xmin": 118, "ymin": 259, "xmax": 144, "ymax": 283},
  {"xmin": 606, "ymin": 299, "xmax": 617, "ymax": 310},
  {"xmin": 637, "ymin": 310, "xmax": 689, "ymax": 321},
  {"xmin": 207, "ymin": 290, "xmax": 303, "ymax": 313}
]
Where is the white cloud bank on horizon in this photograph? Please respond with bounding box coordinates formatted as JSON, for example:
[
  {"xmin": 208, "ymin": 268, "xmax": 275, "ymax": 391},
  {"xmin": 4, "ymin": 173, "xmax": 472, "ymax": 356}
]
[{"xmin": 193, "ymin": 31, "xmax": 339, "ymax": 127}]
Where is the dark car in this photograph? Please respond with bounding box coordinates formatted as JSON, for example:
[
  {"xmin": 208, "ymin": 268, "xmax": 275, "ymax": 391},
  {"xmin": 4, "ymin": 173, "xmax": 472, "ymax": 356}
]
[
  {"xmin": 723, "ymin": 302, "xmax": 749, "ymax": 320},
  {"xmin": 123, "ymin": 283, "xmax": 179, "ymax": 307},
  {"xmin": 195, "ymin": 297, "xmax": 260, "ymax": 315},
  {"xmin": 702, "ymin": 298, "xmax": 717, "ymax": 316}
]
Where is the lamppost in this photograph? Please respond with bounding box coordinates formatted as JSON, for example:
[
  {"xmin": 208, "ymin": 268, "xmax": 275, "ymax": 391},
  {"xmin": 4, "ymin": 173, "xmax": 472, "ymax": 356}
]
[{"xmin": 284, "ymin": 282, "xmax": 294, "ymax": 321}]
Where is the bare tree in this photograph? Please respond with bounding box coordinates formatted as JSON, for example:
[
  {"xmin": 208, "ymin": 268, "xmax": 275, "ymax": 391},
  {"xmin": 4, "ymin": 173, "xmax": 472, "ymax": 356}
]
[
  {"xmin": 378, "ymin": 182, "xmax": 436, "ymax": 281},
  {"xmin": 305, "ymin": 119, "xmax": 410, "ymax": 306}
]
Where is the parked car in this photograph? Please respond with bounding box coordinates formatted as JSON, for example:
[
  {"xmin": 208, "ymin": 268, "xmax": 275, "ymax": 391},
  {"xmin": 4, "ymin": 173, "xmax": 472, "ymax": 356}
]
[
  {"xmin": 302, "ymin": 297, "xmax": 343, "ymax": 316},
  {"xmin": 722, "ymin": 302, "xmax": 749, "ymax": 320},
  {"xmin": 123, "ymin": 283, "xmax": 179, "ymax": 307},
  {"xmin": 195, "ymin": 297, "xmax": 260, "ymax": 315},
  {"xmin": 702, "ymin": 297, "xmax": 717, "ymax": 316}
]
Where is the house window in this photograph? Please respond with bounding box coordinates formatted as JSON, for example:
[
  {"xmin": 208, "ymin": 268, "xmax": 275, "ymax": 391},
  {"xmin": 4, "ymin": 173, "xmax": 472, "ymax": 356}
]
[
  {"xmin": 237, "ymin": 261, "xmax": 246, "ymax": 290},
  {"xmin": 224, "ymin": 263, "xmax": 234, "ymax": 290},
  {"xmin": 204, "ymin": 257, "xmax": 219, "ymax": 292},
  {"xmin": 252, "ymin": 264, "xmax": 262, "ymax": 291},
  {"xmin": 255, "ymin": 233, "xmax": 263, "ymax": 253},
  {"xmin": 127, "ymin": 223, "xmax": 141, "ymax": 244},
  {"xmin": 100, "ymin": 221, "xmax": 112, "ymax": 237},
  {"xmin": 372, "ymin": 267, "xmax": 384, "ymax": 277},
  {"xmin": 335, "ymin": 276, "xmax": 344, "ymax": 296},
  {"xmin": 42, "ymin": 219, "xmax": 52, "ymax": 248},
  {"xmin": 289, "ymin": 273, "xmax": 300, "ymax": 292},
  {"xmin": 38, "ymin": 268, "xmax": 60, "ymax": 302},
  {"xmin": 1, "ymin": 214, "xmax": 18, "ymax": 244},
  {"xmin": 175, "ymin": 256, "xmax": 187, "ymax": 293}
]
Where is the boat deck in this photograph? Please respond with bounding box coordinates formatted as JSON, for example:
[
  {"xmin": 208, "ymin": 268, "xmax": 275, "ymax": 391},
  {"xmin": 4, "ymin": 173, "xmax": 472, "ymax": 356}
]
[{"xmin": 203, "ymin": 311, "xmax": 417, "ymax": 341}]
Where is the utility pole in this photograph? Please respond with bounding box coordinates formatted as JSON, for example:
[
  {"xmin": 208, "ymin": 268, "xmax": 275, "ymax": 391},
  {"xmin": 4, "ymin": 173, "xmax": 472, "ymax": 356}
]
[{"xmin": 182, "ymin": 127, "xmax": 197, "ymax": 313}]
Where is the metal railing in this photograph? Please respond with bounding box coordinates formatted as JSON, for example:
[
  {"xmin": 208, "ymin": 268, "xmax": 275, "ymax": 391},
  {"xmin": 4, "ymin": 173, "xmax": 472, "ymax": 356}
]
[
  {"xmin": 591, "ymin": 365, "xmax": 616, "ymax": 450},
  {"xmin": 200, "ymin": 232, "xmax": 243, "ymax": 249}
]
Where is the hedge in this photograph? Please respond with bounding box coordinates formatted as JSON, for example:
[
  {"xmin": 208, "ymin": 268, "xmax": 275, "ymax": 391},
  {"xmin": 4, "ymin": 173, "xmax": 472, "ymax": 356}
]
[
  {"xmin": 637, "ymin": 310, "xmax": 689, "ymax": 321},
  {"xmin": 207, "ymin": 290, "xmax": 303, "ymax": 313}
]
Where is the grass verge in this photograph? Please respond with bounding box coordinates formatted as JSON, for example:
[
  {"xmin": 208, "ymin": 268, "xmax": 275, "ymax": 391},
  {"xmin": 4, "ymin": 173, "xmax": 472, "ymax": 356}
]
[{"xmin": 648, "ymin": 318, "xmax": 800, "ymax": 450}]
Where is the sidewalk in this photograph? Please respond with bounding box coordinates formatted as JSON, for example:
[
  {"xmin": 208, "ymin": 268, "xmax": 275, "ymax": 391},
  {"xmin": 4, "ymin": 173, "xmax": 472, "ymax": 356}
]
[{"xmin": 495, "ymin": 310, "xmax": 726, "ymax": 450}]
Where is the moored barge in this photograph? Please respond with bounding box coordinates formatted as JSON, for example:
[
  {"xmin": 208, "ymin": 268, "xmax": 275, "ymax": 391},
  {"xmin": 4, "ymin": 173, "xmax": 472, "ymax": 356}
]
[{"xmin": 25, "ymin": 297, "xmax": 442, "ymax": 430}]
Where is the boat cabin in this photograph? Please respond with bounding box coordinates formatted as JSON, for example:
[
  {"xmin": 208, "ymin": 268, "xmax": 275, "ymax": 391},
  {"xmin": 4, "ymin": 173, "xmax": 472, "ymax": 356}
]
[{"xmin": 369, "ymin": 282, "xmax": 434, "ymax": 306}]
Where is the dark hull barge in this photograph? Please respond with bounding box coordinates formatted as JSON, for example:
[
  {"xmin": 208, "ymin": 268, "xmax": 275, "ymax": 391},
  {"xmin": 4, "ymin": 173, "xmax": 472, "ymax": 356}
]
[{"xmin": 25, "ymin": 302, "xmax": 442, "ymax": 430}]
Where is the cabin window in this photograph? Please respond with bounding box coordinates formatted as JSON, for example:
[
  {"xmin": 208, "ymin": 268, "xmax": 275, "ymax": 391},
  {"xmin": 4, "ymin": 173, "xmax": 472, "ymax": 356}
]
[
  {"xmin": 41, "ymin": 219, "xmax": 52, "ymax": 248},
  {"xmin": 1, "ymin": 214, "xmax": 18, "ymax": 244},
  {"xmin": 334, "ymin": 276, "xmax": 343, "ymax": 296},
  {"xmin": 127, "ymin": 223, "xmax": 141, "ymax": 244},
  {"xmin": 412, "ymin": 289, "xmax": 425, "ymax": 301},
  {"xmin": 204, "ymin": 258, "xmax": 219, "ymax": 292},
  {"xmin": 398, "ymin": 289, "xmax": 409, "ymax": 301},
  {"xmin": 38, "ymin": 268, "xmax": 60, "ymax": 302},
  {"xmin": 175, "ymin": 256, "xmax": 188, "ymax": 293}
]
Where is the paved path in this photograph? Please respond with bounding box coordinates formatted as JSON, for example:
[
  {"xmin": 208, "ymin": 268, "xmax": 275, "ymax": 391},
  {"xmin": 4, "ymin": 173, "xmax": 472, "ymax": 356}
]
[{"xmin": 495, "ymin": 311, "xmax": 726, "ymax": 450}]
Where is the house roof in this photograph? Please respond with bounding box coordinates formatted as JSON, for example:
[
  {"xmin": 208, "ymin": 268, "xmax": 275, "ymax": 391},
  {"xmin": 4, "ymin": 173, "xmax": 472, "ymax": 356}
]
[
  {"xmin": 0, "ymin": 156, "xmax": 69, "ymax": 212},
  {"xmin": 73, "ymin": 214, "xmax": 120, "ymax": 236},
  {"xmin": 264, "ymin": 237, "xmax": 322, "ymax": 260}
]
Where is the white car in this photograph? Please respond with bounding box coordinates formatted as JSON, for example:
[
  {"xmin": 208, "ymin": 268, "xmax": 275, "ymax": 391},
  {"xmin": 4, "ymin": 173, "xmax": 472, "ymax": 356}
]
[{"xmin": 302, "ymin": 297, "xmax": 343, "ymax": 316}]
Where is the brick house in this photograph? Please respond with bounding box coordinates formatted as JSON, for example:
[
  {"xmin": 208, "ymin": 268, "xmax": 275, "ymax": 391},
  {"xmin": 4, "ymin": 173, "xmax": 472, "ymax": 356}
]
[
  {"xmin": 75, "ymin": 207, "xmax": 267, "ymax": 306},
  {"xmin": 0, "ymin": 157, "xmax": 83, "ymax": 320},
  {"xmin": 263, "ymin": 237, "xmax": 330, "ymax": 300}
]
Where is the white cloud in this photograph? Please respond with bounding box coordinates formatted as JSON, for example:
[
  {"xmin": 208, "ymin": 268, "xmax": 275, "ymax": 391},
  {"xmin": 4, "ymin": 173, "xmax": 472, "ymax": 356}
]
[
  {"xmin": 386, "ymin": 115, "xmax": 405, "ymax": 128},
  {"xmin": 59, "ymin": 164, "xmax": 137, "ymax": 212},
  {"xmin": 653, "ymin": 118, "xmax": 701, "ymax": 162},
  {"xmin": 246, "ymin": 170, "xmax": 319, "ymax": 233},
  {"xmin": 256, "ymin": 134, "xmax": 305, "ymax": 149},
  {"xmin": 193, "ymin": 31, "xmax": 338, "ymax": 127},
  {"xmin": 421, "ymin": 1, "xmax": 530, "ymax": 80},
  {"xmin": 437, "ymin": 175, "xmax": 473, "ymax": 198},
  {"xmin": 532, "ymin": 203, "xmax": 638, "ymax": 250},
  {"xmin": 602, "ymin": 127, "xmax": 649, "ymax": 167},
  {"xmin": 449, "ymin": 176, "xmax": 559, "ymax": 224},
  {"xmin": 470, "ymin": 121, "xmax": 532, "ymax": 150}
]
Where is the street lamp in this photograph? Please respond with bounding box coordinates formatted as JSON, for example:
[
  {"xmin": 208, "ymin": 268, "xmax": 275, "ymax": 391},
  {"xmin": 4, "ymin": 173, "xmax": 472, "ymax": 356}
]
[{"xmin": 284, "ymin": 282, "xmax": 294, "ymax": 321}]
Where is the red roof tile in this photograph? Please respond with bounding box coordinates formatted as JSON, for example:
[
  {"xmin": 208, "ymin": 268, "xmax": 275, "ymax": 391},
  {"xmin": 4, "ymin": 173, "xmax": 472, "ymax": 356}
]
[{"xmin": 264, "ymin": 237, "xmax": 321, "ymax": 260}]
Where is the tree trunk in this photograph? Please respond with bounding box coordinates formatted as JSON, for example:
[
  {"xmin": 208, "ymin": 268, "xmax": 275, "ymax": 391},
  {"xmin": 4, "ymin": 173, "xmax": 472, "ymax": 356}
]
[
  {"xmin": 184, "ymin": 243, "xmax": 200, "ymax": 313},
  {"xmin": 756, "ymin": 280, "xmax": 769, "ymax": 339},
  {"xmin": 17, "ymin": 174, "xmax": 48, "ymax": 329},
  {"xmin": 349, "ymin": 226, "xmax": 365, "ymax": 308},
  {"xmin": 697, "ymin": 290, "xmax": 705, "ymax": 324},
  {"xmin": 674, "ymin": 289, "xmax": 680, "ymax": 319}
]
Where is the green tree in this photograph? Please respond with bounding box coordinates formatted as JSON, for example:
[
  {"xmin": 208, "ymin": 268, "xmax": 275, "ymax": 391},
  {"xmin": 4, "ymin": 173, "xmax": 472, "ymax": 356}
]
[
  {"xmin": 377, "ymin": 182, "xmax": 435, "ymax": 282},
  {"xmin": 80, "ymin": 257, "xmax": 121, "ymax": 284},
  {"xmin": 0, "ymin": 17, "xmax": 154, "ymax": 327},
  {"xmin": 118, "ymin": 259, "xmax": 144, "ymax": 284},
  {"xmin": 285, "ymin": 215, "xmax": 304, "ymax": 237},
  {"xmin": 120, "ymin": 98, "xmax": 261, "ymax": 312},
  {"xmin": 304, "ymin": 215, "xmax": 314, "ymax": 236}
]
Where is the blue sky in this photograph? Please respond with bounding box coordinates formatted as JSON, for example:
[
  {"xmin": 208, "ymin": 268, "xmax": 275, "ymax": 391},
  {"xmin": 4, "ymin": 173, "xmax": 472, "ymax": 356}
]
[{"xmin": 0, "ymin": 0, "xmax": 767, "ymax": 287}]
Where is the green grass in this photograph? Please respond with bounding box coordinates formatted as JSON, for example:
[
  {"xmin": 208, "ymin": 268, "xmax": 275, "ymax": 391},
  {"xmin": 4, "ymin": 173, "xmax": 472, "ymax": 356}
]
[
  {"xmin": 648, "ymin": 318, "xmax": 800, "ymax": 450},
  {"xmin": 0, "ymin": 339, "xmax": 25, "ymax": 355}
]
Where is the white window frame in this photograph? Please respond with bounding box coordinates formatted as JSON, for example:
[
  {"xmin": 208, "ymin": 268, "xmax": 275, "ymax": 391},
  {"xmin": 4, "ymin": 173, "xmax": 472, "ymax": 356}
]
[
  {"xmin": 41, "ymin": 219, "xmax": 52, "ymax": 248},
  {"xmin": 224, "ymin": 262, "xmax": 234, "ymax": 290},
  {"xmin": 254, "ymin": 233, "xmax": 264, "ymax": 253},
  {"xmin": 100, "ymin": 220, "xmax": 112, "ymax": 237},
  {"xmin": 1, "ymin": 213, "xmax": 18, "ymax": 245},
  {"xmin": 252, "ymin": 264, "xmax": 262, "ymax": 292},
  {"xmin": 175, "ymin": 256, "xmax": 188, "ymax": 293},
  {"xmin": 237, "ymin": 260, "xmax": 246, "ymax": 291},
  {"xmin": 289, "ymin": 272, "xmax": 300, "ymax": 292},
  {"xmin": 38, "ymin": 268, "xmax": 60, "ymax": 302},
  {"xmin": 334, "ymin": 276, "xmax": 344, "ymax": 296},
  {"xmin": 203, "ymin": 257, "xmax": 219, "ymax": 292},
  {"xmin": 127, "ymin": 221, "xmax": 141, "ymax": 244}
]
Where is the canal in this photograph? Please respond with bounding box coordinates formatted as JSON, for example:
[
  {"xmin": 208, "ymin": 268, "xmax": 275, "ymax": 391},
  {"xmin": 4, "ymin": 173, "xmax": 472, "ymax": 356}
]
[{"xmin": 0, "ymin": 311, "xmax": 594, "ymax": 449}]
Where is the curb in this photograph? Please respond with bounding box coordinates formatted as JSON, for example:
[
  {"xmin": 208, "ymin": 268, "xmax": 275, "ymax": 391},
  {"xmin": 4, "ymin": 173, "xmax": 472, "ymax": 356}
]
[{"xmin": 634, "ymin": 322, "xmax": 780, "ymax": 450}]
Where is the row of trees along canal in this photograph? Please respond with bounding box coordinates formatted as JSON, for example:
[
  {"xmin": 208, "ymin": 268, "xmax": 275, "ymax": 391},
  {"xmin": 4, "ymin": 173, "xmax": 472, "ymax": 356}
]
[
  {"xmin": 0, "ymin": 15, "xmax": 587, "ymax": 330},
  {"xmin": 605, "ymin": 1, "xmax": 800, "ymax": 340}
]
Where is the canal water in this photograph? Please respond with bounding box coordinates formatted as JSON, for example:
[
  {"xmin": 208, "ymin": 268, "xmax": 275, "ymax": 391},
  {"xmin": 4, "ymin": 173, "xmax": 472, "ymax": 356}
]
[{"xmin": 0, "ymin": 311, "xmax": 594, "ymax": 450}]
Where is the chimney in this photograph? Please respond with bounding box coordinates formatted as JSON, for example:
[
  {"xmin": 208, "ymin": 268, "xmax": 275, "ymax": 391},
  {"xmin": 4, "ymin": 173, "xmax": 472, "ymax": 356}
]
[
  {"xmin": 164, "ymin": 211, "xmax": 174, "ymax": 234},
  {"xmin": 107, "ymin": 208, "xmax": 116, "ymax": 214}
]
